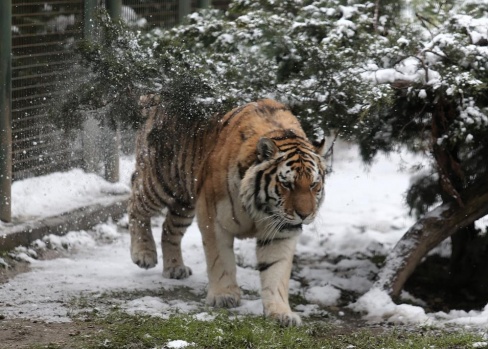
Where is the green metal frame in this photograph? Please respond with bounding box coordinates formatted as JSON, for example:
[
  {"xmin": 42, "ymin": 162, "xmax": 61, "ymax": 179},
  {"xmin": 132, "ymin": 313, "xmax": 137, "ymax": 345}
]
[
  {"xmin": 81, "ymin": 0, "xmax": 100, "ymax": 176},
  {"xmin": 0, "ymin": 0, "xmax": 12, "ymax": 223},
  {"xmin": 199, "ymin": 0, "xmax": 211, "ymax": 8},
  {"xmin": 106, "ymin": 0, "xmax": 122, "ymax": 19},
  {"xmin": 104, "ymin": 0, "xmax": 121, "ymax": 183},
  {"xmin": 84, "ymin": 0, "xmax": 98, "ymax": 40},
  {"xmin": 82, "ymin": 0, "xmax": 121, "ymax": 183},
  {"xmin": 179, "ymin": 0, "xmax": 191, "ymax": 23}
]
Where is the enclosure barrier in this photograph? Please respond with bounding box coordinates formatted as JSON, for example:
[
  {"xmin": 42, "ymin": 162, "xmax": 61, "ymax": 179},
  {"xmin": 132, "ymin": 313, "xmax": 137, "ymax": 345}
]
[
  {"xmin": 1, "ymin": 0, "xmax": 12, "ymax": 223},
  {"xmin": 104, "ymin": 0, "xmax": 122, "ymax": 183},
  {"xmin": 0, "ymin": 0, "xmax": 230, "ymax": 223},
  {"xmin": 11, "ymin": 0, "xmax": 85, "ymax": 182},
  {"xmin": 82, "ymin": 0, "xmax": 120, "ymax": 183}
]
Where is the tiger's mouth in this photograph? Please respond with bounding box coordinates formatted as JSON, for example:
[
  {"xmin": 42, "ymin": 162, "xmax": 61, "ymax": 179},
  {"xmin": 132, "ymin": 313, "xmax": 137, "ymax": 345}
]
[
  {"xmin": 278, "ymin": 223, "xmax": 303, "ymax": 231},
  {"xmin": 263, "ymin": 206, "xmax": 315, "ymax": 227}
]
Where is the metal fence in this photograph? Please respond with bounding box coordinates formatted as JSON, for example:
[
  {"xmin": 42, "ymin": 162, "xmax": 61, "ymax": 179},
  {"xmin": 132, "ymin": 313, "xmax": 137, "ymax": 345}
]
[
  {"xmin": 12, "ymin": 0, "xmax": 85, "ymax": 181},
  {"xmin": 0, "ymin": 0, "xmax": 231, "ymax": 222}
]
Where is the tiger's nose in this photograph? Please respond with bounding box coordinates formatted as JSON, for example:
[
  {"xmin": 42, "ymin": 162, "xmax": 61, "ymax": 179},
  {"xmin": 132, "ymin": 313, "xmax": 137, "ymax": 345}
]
[{"xmin": 296, "ymin": 211, "xmax": 309, "ymax": 221}]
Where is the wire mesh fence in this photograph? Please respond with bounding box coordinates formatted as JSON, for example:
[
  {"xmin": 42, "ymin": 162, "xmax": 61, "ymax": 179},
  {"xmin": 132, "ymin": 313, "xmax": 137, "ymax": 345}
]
[
  {"xmin": 8, "ymin": 0, "xmax": 231, "ymax": 181},
  {"xmin": 212, "ymin": 0, "xmax": 230, "ymax": 10},
  {"xmin": 122, "ymin": 0, "xmax": 178, "ymax": 28},
  {"xmin": 11, "ymin": 0, "xmax": 85, "ymax": 180}
]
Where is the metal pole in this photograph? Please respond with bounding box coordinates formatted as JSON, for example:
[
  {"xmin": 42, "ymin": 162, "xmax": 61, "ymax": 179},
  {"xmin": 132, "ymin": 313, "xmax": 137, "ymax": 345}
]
[
  {"xmin": 199, "ymin": 0, "xmax": 211, "ymax": 8},
  {"xmin": 0, "ymin": 0, "xmax": 12, "ymax": 223},
  {"xmin": 103, "ymin": 0, "xmax": 122, "ymax": 183},
  {"xmin": 106, "ymin": 0, "xmax": 122, "ymax": 20},
  {"xmin": 81, "ymin": 0, "xmax": 100, "ymax": 174},
  {"xmin": 84, "ymin": 0, "xmax": 98, "ymax": 40},
  {"xmin": 179, "ymin": 0, "xmax": 191, "ymax": 23}
]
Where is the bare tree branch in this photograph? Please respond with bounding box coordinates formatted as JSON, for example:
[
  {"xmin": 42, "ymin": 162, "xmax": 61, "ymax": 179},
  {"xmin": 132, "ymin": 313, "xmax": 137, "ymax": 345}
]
[
  {"xmin": 373, "ymin": 0, "xmax": 381, "ymax": 33},
  {"xmin": 415, "ymin": 13, "xmax": 436, "ymax": 37}
]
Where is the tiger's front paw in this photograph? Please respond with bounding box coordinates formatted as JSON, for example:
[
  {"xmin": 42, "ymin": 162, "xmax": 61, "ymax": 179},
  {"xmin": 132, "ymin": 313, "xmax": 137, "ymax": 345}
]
[
  {"xmin": 269, "ymin": 311, "xmax": 302, "ymax": 327},
  {"xmin": 163, "ymin": 265, "xmax": 192, "ymax": 279},
  {"xmin": 206, "ymin": 287, "xmax": 241, "ymax": 308},
  {"xmin": 131, "ymin": 247, "xmax": 158, "ymax": 269}
]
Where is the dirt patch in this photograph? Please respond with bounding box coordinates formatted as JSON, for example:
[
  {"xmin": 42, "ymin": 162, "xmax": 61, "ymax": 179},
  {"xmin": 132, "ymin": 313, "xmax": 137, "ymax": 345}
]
[
  {"xmin": 0, "ymin": 262, "xmax": 30, "ymax": 284},
  {"xmin": 0, "ymin": 318, "xmax": 97, "ymax": 349},
  {"xmin": 0, "ymin": 250, "xmax": 91, "ymax": 349},
  {"xmin": 0, "ymin": 249, "xmax": 67, "ymax": 284}
]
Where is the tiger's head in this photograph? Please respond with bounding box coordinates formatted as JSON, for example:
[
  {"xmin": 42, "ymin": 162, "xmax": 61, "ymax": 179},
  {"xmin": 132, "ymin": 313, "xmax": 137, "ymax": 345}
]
[{"xmin": 240, "ymin": 130, "xmax": 327, "ymax": 231}]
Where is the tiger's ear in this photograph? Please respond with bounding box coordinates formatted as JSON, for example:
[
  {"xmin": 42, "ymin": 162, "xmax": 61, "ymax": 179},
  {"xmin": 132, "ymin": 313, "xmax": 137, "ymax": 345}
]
[
  {"xmin": 257, "ymin": 138, "xmax": 278, "ymax": 162},
  {"xmin": 313, "ymin": 138, "xmax": 328, "ymax": 157}
]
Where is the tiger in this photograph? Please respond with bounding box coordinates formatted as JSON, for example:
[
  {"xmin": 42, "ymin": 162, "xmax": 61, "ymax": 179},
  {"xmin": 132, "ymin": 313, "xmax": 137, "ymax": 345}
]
[{"xmin": 128, "ymin": 97, "xmax": 327, "ymax": 326}]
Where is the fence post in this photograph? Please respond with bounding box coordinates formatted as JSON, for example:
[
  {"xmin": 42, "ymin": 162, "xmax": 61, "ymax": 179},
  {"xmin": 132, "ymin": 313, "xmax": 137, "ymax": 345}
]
[
  {"xmin": 0, "ymin": 0, "xmax": 12, "ymax": 223},
  {"xmin": 106, "ymin": 0, "xmax": 122, "ymax": 19},
  {"xmin": 179, "ymin": 0, "xmax": 191, "ymax": 23},
  {"xmin": 81, "ymin": 0, "xmax": 100, "ymax": 174},
  {"xmin": 199, "ymin": 0, "xmax": 211, "ymax": 8},
  {"xmin": 82, "ymin": 0, "xmax": 120, "ymax": 183},
  {"xmin": 103, "ymin": 0, "xmax": 122, "ymax": 183},
  {"xmin": 84, "ymin": 0, "xmax": 98, "ymax": 39}
]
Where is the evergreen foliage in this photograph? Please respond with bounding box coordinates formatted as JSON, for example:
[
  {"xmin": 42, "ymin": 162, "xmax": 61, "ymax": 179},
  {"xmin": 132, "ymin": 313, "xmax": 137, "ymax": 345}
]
[{"xmin": 56, "ymin": 0, "xmax": 488, "ymax": 218}]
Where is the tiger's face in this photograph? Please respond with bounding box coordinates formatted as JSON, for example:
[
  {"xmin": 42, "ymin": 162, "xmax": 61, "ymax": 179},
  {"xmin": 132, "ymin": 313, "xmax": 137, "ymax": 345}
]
[
  {"xmin": 240, "ymin": 132, "xmax": 326, "ymax": 230},
  {"xmin": 274, "ymin": 158, "xmax": 325, "ymax": 225}
]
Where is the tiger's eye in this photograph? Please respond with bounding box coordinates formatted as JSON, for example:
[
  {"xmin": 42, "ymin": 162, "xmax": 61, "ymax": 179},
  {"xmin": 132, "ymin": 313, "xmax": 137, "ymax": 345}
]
[
  {"xmin": 310, "ymin": 181, "xmax": 319, "ymax": 189},
  {"xmin": 280, "ymin": 181, "xmax": 292, "ymax": 190}
]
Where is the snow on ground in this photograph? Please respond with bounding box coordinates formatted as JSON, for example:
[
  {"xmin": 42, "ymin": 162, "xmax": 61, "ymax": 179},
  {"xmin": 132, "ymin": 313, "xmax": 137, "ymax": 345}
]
[
  {"xmin": 1, "ymin": 142, "xmax": 488, "ymax": 328},
  {"xmin": 4, "ymin": 158, "xmax": 133, "ymax": 224}
]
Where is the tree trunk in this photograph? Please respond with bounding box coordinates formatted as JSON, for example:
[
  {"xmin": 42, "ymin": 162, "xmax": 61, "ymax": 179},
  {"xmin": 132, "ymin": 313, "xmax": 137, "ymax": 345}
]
[
  {"xmin": 449, "ymin": 223, "xmax": 478, "ymax": 287},
  {"xmin": 449, "ymin": 223, "xmax": 488, "ymax": 298},
  {"xmin": 374, "ymin": 181, "xmax": 488, "ymax": 298}
]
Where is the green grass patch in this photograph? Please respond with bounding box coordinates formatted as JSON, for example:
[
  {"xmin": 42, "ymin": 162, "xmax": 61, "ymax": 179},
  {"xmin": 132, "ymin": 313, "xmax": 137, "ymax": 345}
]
[
  {"xmin": 99, "ymin": 286, "xmax": 204, "ymax": 303},
  {"xmin": 33, "ymin": 310, "xmax": 486, "ymax": 349},
  {"xmin": 28, "ymin": 292, "xmax": 487, "ymax": 349}
]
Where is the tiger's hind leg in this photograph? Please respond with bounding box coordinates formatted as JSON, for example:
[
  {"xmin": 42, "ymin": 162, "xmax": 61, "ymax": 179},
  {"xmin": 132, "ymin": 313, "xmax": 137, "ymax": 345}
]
[{"xmin": 161, "ymin": 209, "xmax": 194, "ymax": 279}]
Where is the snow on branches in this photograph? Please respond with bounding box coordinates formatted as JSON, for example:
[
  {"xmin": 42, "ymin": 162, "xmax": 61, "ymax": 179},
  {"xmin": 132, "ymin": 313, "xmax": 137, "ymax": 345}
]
[{"xmin": 51, "ymin": 0, "xmax": 488, "ymax": 302}]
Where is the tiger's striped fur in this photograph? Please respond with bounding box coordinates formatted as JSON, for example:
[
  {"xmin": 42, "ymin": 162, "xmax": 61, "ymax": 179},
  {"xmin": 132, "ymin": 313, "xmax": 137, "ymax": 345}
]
[{"xmin": 129, "ymin": 98, "xmax": 327, "ymax": 326}]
